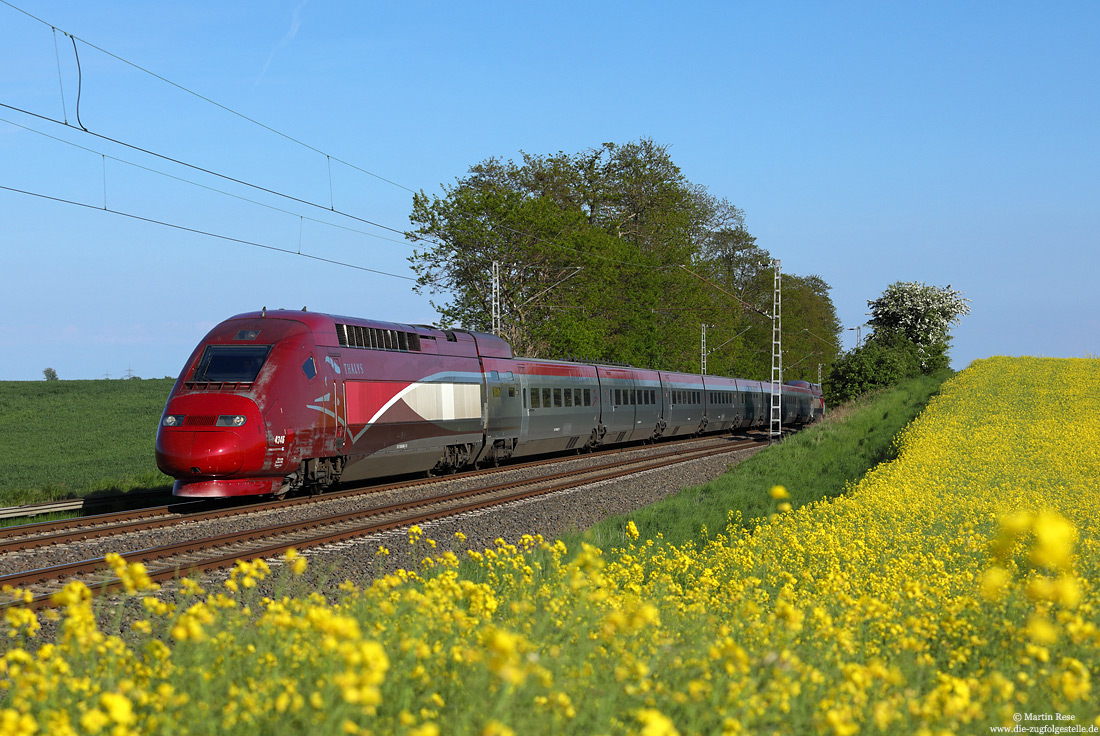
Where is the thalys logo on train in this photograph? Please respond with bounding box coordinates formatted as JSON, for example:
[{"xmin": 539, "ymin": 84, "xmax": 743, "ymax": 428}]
[{"xmin": 333, "ymin": 379, "xmax": 483, "ymax": 442}]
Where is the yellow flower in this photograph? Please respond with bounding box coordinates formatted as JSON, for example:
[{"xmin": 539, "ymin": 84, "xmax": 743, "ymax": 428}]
[
  {"xmin": 1026, "ymin": 614, "xmax": 1058, "ymax": 644},
  {"xmin": 769, "ymin": 485, "xmax": 789, "ymax": 499},
  {"xmin": 0, "ymin": 709, "xmax": 38, "ymax": 736},
  {"xmin": 80, "ymin": 709, "xmax": 110, "ymax": 734},
  {"xmin": 283, "ymin": 548, "xmax": 308, "ymax": 575},
  {"xmin": 981, "ymin": 566, "xmax": 1010, "ymax": 601},
  {"xmin": 100, "ymin": 693, "xmax": 136, "ymax": 726},
  {"xmin": 636, "ymin": 708, "xmax": 680, "ymax": 736},
  {"xmin": 1029, "ymin": 511, "xmax": 1076, "ymax": 570},
  {"xmin": 481, "ymin": 721, "xmax": 515, "ymax": 736}
]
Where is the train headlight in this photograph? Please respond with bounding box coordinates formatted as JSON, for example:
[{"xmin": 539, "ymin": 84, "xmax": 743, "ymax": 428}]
[
  {"xmin": 162, "ymin": 415, "xmax": 185, "ymax": 427},
  {"xmin": 216, "ymin": 415, "xmax": 247, "ymax": 427}
]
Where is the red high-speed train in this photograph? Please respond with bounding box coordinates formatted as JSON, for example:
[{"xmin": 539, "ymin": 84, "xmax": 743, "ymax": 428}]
[{"xmin": 155, "ymin": 310, "xmax": 824, "ymax": 498}]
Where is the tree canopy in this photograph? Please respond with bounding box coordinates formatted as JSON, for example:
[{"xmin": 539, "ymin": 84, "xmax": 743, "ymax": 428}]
[
  {"xmin": 867, "ymin": 281, "xmax": 971, "ymax": 370},
  {"xmin": 406, "ymin": 139, "xmax": 841, "ymax": 379},
  {"xmin": 826, "ymin": 281, "xmax": 970, "ymax": 404}
]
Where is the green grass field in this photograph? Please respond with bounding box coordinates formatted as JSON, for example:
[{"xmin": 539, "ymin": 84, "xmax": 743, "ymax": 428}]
[{"xmin": 0, "ymin": 379, "xmax": 175, "ymax": 506}]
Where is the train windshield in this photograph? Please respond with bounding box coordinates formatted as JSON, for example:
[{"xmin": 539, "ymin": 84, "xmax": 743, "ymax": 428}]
[{"xmin": 193, "ymin": 345, "xmax": 272, "ymax": 383}]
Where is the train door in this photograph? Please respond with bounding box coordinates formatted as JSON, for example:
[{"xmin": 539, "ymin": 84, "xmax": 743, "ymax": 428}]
[
  {"xmin": 519, "ymin": 373, "xmax": 530, "ymax": 443},
  {"xmin": 327, "ymin": 354, "xmax": 346, "ymax": 453}
]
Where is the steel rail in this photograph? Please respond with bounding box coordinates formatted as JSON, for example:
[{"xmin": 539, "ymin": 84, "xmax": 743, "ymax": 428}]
[
  {"xmin": 0, "ymin": 438, "xmax": 762, "ymax": 611},
  {"xmin": 0, "ymin": 434, "xmax": 755, "ymax": 553}
]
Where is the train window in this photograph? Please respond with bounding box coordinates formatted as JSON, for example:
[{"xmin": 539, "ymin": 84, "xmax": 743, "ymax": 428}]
[
  {"xmin": 491, "ymin": 371, "xmax": 500, "ymax": 381},
  {"xmin": 509, "ymin": 386, "xmax": 516, "ymax": 397},
  {"xmin": 194, "ymin": 345, "xmax": 272, "ymax": 383},
  {"xmin": 574, "ymin": 389, "xmax": 582, "ymax": 406},
  {"xmin": 564, "ymin": 389, "xmax": 573, "ymax": 407},
  {"xmin": 302, "ymin": 355, "xmax": 317, "ymax": 380},
  {"xmin": 493, "ymin": 387, "xmax": 501, "ymax": 398},
  {"xmin": 542, "ymin": 388, "xmax": 552, "ymax": 407},
  {"xmin": 584, "ymin": 388, "xmax": 591, "ymax": 406},
  {"xmin": 523, "ymin": 388, "xmax": 528, "ymax": 408},
  {"xmin": 553, "ymin": 388, "xmax": 562, "ymax": 407},
  {"xmin": 614, "ymin": 389, "xmax": 621, "ymax": 406},
  {"xmin": 531, "ymin": 389, "xmax": 539, "ymax": 408},
  {"xmin": 650, "ymin": 390, "xmax": 656, "ymax": 404}
]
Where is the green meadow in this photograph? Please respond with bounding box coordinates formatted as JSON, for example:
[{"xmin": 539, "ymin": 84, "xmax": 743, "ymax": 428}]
[{"xmin": 0, "ymin": 379, "xmax": 175, "ymax": 506}]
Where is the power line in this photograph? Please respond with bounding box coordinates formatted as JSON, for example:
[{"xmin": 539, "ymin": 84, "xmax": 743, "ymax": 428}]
[
  {"xmin": 0, "ymin": 1, "xmax": 701, "ymax": 275},
  {"xmin": 0, "ymin": 0, "xmax": 416, "ymax": 194},
  {"xmin": 0, "ymin": 100, "xmax": 413, "ymax": 241},
  {"xmin": 0, "ymin": 115, "xmax": 414, "ymax": 250},
  {"xmin": 2, "ymin": 1, "xmax": 783, "ymax": 312},
  {"xmin": 0, "ymin": 183, "xmax": 424, "ymax": 284}
]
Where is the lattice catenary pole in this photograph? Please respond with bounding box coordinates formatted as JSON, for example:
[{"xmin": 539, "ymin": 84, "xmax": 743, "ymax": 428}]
[
  {"xmin": 491, "ymin": 260, "xmax": 501, "ymax": 337},
  {"xmin": 770, "ymin": 259, "xmax": 783, "ymax": 441}
]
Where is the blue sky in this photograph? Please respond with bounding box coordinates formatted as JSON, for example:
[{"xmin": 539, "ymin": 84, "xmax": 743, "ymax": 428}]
[{"xmin": 2, "ymin": 1, "xmax": 1097, "ymax": 381}]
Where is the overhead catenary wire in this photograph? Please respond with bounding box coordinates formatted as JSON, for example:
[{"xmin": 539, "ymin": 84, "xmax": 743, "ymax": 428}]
[
  {"xmin": 0, "ymin": 100, "xmax": 414, "ymax": 241},
  {"xmin": 2, "ymin": 0, "xmax": 707, "ymax": 276},
  {"xmin": 0, "ymin": 0, "xmax": 416, "ymax": 194},
  {"xmin": 51, "ymin": 27, "xmax": 67, "ymax": 124},
  {"xmin": 0, "ymin": 183, "xmax": 423, "ymax": 284},
  {"xmin": 3, "ymin": 1, "xmax": 688, "ymax": 274},
  {"xmin": 2, "ymin": 0, "xmax": 789, "ymax": 315},
  {"xmin": 0, "ymin": 115, "xmax": 415, "ymax": 250}
]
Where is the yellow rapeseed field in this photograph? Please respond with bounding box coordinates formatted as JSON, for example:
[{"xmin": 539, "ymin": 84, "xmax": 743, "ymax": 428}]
[{"xmin": 1, "ymin": 356, "xmax": 1098, "ymax": 735}]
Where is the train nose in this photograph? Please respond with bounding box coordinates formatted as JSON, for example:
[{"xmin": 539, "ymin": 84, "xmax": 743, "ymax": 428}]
[{"xmin": 157, "ymin": 430, "xmax": 245, "ymax": 476}]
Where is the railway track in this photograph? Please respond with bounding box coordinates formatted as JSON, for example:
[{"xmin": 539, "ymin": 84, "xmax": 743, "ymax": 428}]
[
  {"xmin": 0, "ymin": 434, "xmax": 765, "ymax": 610},
  {"xmin": 0, "ymin": 488, "xmax": 174, "ymax": 522},
  {"xmin": 0, "ymin": 432, "xmax": 765, "ymax": 553}
]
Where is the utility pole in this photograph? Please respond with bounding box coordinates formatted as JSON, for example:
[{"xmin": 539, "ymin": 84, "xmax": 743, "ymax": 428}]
[
  {"xmin": 701, "ymin": 323, "xmax": 708, "ymax": 375},
  {"xmin": 491, "ymin": 261, "xmax": 501, "ymax": 337},
  {"xmin": 770, "ymin": 259, "xmax": 782, "ymax": 442}
]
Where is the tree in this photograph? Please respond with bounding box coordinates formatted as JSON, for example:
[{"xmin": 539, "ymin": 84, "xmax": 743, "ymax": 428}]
[
  {"xmin": 406, "ymin": 139, "xmax": 843, "ymax": 377},
  {"xmin": 825, "ymin": 282, "xmax": 970, "ymax": 405},
  {"xmin": 407, "ymin": 140, "xmax": 718, "ymax": 364},
  {"xmin": 43, "ymin": 367, "xmax": 58, "ymax": 381},
  {"xmin": 824, "ymin": 334, "xmax": 920, "ymax": 405},
  {"xmin": 867, "ymin": 282, "xmax": 971, "ymax": 370}
]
